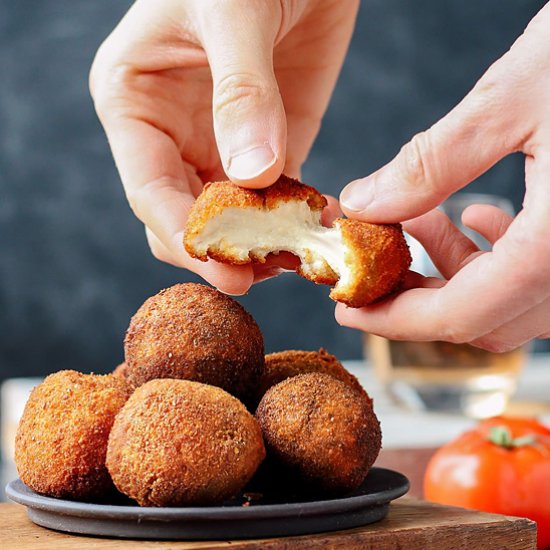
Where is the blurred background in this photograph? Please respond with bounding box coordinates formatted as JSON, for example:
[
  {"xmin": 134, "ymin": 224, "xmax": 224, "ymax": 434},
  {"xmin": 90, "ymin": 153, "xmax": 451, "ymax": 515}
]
[{"xmin": 1, "ymin": 0, "xmax": 548, "ymax": 383}]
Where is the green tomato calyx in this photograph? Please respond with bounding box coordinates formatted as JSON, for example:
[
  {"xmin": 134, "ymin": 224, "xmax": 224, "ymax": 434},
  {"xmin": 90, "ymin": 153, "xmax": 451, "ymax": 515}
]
[{"xmin": 488, "ymin": 425, "xmax": 536, "ymax": 449}]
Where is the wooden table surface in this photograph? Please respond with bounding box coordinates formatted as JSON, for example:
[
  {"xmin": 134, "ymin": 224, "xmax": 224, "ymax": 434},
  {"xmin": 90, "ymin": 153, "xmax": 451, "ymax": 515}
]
[{"xmin": 0, "ymin": 498, "xmax": 536, "ymax": 550}]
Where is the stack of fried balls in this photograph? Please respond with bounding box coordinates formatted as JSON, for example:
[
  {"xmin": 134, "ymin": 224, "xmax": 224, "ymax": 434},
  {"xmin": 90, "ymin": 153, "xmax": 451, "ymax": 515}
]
[{"xmin": 15, "ymin": 283, "xmax": 382, "ymax": 507}]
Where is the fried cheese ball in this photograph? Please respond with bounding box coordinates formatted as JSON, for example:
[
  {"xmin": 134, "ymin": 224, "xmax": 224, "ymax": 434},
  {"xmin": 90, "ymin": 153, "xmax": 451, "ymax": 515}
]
[
  {"xmin": 106, "ymin": 379, "xmax": 266, "ymax": 507},
  {"xmin": 184, "ymin": 175, "xmax": 411, "ymax": 308},
  {"xmin": 113, "ymin": 362, "xmax": 130, "ymax": 380},
  {"xmin": 256, "ymin": 373, "xmax": 382, "ymax": 495},
  {"xmin": 124, "ymin": 283, "xmax": 264, "ymax": 405},
  {"xmin": 256, "ymin": 348, "xmax": 364, "ymax": 403},
  {"xmin": 15, "ymin": 370, "xmax": 133, "ymax": 501}
]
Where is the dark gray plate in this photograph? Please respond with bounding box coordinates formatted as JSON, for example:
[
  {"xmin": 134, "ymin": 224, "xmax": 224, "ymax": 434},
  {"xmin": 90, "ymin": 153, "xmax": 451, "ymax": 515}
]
[{"xmin": 6, "ymin": 467, "xmax": 409, "ymax": 540}]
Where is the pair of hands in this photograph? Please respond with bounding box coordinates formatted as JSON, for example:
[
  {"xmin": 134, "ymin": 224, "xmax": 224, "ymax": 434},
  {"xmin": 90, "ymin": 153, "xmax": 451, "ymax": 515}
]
[{"xmin": 90, "ymin": 0, "xmax": 550, "ymax": 352}]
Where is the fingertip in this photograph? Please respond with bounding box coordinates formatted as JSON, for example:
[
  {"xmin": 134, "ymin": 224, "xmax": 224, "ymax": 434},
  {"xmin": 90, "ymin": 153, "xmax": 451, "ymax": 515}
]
[
  {"xmin": 252, "ymin": 265, "xmax": 285, "ymax": 285},
  {"xmin": 202, "ymin": 263, "xmax": 254, "ymax": 296},
  {"xmin": 252, "ymin": 252, "xmax": 300, "ymax": 284},
  {"xmin": 264, "ymin": 252, "xmax": 300, "ymax": 271},
  {"xmin": 334, "ymin": 302, "xmax": 353, "ymax": 326},
  {"xmin": 339, "ymin": 174, "xmax": 401, "ymax": 222},
  {"xmin": 165, "ymin": 230, "xmax": 254, "ymax": 295},
  {"xmin": 226, "ymin": 147, "xmax": 284, "ymax": 189},
  {"xmin": 340, "ymin": 165, "xmax": 445, "ymax": 223},
  {"xmin": 339, "ymin": 177, "xmax": 373, "ymax": 215},
  {"xmin": 322, "ymin": 194, "xmax": 342, "ymax": 226},
  {"xmin": 460, "ymin": 203, "xmax": 496, "ymax": 228},
  {"xmin": 461, "ymin": 203, "xmax": 514, "ymax": 244}
]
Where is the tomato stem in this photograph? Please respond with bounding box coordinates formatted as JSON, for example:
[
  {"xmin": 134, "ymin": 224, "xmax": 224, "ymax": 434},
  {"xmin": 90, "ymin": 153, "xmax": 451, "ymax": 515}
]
[{"xmin": 488, "ymin": 426, "xmax": 536, "ymax": 448}]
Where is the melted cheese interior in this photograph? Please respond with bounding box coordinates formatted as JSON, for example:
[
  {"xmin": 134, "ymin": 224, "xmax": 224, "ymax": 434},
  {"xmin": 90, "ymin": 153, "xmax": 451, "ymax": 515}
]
[{"xmin": 192, "ymin": 201, "xmax": 352, "ymax": 286}]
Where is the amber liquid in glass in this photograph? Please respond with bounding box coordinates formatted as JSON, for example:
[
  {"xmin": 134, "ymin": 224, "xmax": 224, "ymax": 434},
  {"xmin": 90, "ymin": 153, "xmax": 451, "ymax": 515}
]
[{"xmin": 366, "ymin": 335, "xmax": 526, "ymax": 417}]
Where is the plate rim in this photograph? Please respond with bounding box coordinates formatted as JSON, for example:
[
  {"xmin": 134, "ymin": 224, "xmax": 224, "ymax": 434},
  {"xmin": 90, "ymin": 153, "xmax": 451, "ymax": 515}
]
[{"xmin": 6, "ymin": 467, "xmax": 409, "ymax": 521}]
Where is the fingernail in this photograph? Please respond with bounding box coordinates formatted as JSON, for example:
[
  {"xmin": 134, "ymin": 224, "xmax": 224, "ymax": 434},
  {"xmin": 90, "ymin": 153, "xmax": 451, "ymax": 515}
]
[
  {"xmin": 340, "ymin": 179, "xmax": 374, "ymax": 212},
  {"xmin": 226, "ymin": 144, "xmax": 276, "ymax": 181}
]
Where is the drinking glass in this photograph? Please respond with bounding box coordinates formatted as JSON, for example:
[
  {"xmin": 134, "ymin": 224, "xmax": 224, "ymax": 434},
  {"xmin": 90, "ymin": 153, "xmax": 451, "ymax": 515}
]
[{"xmin": 365, "ymin": 193, "xmax": 528, "ymax": 418}]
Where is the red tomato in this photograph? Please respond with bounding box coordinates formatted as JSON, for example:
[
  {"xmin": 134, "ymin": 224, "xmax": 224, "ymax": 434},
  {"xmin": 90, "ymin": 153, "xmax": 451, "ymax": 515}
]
[{"xmin": 424, "ymin": 417, "xmax": 550, "ymax": 549}]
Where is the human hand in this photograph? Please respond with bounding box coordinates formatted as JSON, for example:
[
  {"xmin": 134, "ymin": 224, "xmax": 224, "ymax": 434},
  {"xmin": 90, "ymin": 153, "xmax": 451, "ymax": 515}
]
[
  {"xmin": 337, "ymin": 4, "xmax": 550, "ymax": 352},
  {"xmin": 90, "ymin": 0, "xmax": 357, "ymax": 294}
]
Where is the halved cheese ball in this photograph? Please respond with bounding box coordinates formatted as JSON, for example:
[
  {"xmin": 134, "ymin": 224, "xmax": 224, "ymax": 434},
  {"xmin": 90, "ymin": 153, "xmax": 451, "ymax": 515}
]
[{"xmin": 184, "ymin": 175, "xmax": 411, "ymax": 308}]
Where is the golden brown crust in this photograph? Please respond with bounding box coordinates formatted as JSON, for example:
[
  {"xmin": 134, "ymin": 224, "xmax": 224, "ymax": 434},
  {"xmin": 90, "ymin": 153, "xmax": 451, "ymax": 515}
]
[
  {"xmin": 124, "ymin": 283, "xmax": 264, "ymax": 406},
  {"xmin": 255, "ymin": 372, "xmax": 381, "ymax": 495},
  {"xmin": 295, "ymin": 251, "xmax": 339, "ymax": 286},
  {"xmin": 106, "ymin": 379, "xmax": 266, "ymax": 507},
  {"xmin": 113, "ymin": 362, "xmax": 130, "ymax": 380},
  {"xmin": 184, "ymin": 176, "xmax": 411, "ymax": 307},
  {"xmin": 329, "ymin": 219, "xmax": 411, "ymax": 308},
  {"xmin": 15, "ymin": 371, "xmax": 133, "ymax": 501},
  {"xmin": 256, "ymin": 349, "xmax": 364, "ymax": 405},
  {"xmin": 184, "ymin": 175, "xmax": 326, "ymax": 261}
]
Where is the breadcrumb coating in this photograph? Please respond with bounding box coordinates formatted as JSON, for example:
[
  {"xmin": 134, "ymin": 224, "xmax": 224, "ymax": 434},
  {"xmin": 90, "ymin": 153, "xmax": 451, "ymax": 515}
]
[
  {"xmin": 15, "ymin": 370, "xmax": 133, "ymax": 501},
  {"xmin": 256, "ymin": 372, "xmax": 381, "ymax": 495},
  {"xmin": 124, "ymin": 283, "xmax": 264, "ymax": 406},
  {"xmin": 106, "ymin": 379, "xmax": 265, "ymax": 506},
  {"xmin": 330, "ymin": 218, "xmax": 411, "ymax": 307},
  {"xmin": 113, "ymin": 362, "xmax": 130, "ymax": 381},
  {"xmin": 256, "ymin": 348, "xmax": 364, "ymax": 404}
]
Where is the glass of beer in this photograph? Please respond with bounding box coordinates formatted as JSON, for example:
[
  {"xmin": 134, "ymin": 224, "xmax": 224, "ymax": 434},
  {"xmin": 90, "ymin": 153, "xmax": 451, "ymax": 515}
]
[{"xmin": 365, "ymin": 193, "xmax": 528, "ymax": 418}]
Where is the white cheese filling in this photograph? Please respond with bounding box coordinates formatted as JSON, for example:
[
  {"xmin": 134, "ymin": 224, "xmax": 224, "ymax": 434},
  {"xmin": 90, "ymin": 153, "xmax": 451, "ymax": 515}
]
[{"xmin": 193, "ymin": 202, "xmax": 352, "ymax": 286}]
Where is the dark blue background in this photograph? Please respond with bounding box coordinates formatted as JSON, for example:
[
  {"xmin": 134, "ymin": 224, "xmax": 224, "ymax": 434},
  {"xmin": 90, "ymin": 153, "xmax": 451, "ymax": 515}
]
[{"xmin": 1, "ymin": 1, "xmax": 546, "ymax": 380}]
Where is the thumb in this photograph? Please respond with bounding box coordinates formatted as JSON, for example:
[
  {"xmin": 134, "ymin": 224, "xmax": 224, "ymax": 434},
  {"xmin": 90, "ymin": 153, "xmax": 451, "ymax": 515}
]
[
  {"xmin": 340, "ymin": 59, "xmax": 529, "ymax": 222},
  {"xmin": 195, "ymin": 1, "xmax": 288, "ymax": 188}
]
